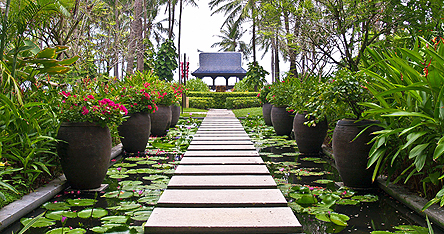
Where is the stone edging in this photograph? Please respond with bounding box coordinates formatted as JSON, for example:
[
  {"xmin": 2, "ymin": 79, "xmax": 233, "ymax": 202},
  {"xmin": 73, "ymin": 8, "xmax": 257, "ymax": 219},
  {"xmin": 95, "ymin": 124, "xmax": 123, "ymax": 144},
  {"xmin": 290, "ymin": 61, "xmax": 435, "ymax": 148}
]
[
  {"xmin": 0, "ymin": 144, "xmax": 123, "ymax": 232},
  {"xmin": 322, "ymin": 146, "xmax": 444, "ymax": 230}
]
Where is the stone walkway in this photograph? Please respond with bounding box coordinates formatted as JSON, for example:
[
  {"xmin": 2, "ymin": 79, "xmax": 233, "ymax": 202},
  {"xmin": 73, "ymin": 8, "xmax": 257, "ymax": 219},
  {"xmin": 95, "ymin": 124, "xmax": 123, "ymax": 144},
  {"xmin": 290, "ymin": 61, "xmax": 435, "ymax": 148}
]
[{"xmin": 145, "ymin": 109, "xmax": 302, "ymax": 233}]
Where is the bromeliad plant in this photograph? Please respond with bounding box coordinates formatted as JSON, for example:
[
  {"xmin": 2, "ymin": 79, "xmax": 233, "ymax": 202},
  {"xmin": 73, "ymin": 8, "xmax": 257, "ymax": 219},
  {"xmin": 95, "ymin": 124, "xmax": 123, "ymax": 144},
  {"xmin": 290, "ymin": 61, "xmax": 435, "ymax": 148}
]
[{"xmin": 362, "ymin": 37, "xmax": 444, "ymax": 208}]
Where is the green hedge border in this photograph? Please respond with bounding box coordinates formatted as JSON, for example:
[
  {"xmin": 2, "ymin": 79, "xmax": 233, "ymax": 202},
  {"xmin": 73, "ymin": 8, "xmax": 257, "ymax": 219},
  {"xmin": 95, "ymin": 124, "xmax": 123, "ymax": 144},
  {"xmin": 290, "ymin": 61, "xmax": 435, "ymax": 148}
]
[{"xmin": 188, "ymin": 92, "xmax": 259, "ymax": 109}]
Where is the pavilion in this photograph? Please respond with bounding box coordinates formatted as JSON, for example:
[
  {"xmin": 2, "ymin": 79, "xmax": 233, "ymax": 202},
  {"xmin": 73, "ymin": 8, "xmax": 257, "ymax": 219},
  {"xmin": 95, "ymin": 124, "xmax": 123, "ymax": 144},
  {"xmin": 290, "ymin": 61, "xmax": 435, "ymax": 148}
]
[{"xmin": 191, "ymin": 52, "xmax": 247, "ymax": 91}]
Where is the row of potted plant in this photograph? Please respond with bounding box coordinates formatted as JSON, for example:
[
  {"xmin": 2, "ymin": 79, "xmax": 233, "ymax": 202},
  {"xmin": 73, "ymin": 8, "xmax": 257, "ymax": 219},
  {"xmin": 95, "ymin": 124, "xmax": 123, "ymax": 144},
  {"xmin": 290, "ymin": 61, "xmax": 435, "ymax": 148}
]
[
  {"xmin": 56, "ymin": 72, "xmax": 185, "ymax": 190},
  {"xmin": 258, "ymin": 69, "xmax": 380, "ymax": 189}
]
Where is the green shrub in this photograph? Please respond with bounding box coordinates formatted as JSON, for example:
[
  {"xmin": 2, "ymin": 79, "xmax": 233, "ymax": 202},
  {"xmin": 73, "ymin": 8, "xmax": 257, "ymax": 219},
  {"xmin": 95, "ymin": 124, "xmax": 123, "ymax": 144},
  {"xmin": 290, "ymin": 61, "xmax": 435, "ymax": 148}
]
[
  {"xmin": 226, "ymin": 97, "xmax": 261, "ymax": 109},
  {"xmin": 188, "ymin": 92, "xmax": 259, "ymax": 108},
  {"xmin": 186, "ymin": 78, "xmax": 210, "ymax": 92},
  {"xmin": 189, "ymin": 97, "xmax": 214, "ymax": 109}
]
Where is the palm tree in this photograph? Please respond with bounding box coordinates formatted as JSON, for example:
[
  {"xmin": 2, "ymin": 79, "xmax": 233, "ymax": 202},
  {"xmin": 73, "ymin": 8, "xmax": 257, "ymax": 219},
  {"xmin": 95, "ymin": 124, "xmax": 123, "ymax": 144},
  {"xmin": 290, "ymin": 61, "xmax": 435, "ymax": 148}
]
[
  {"xmin": 211, "ymin": 20, "xmax": 251, "ymax": 59},
  {"xmin": 209, "ymin": 0, "xmax": 258, "ymax": 62}
]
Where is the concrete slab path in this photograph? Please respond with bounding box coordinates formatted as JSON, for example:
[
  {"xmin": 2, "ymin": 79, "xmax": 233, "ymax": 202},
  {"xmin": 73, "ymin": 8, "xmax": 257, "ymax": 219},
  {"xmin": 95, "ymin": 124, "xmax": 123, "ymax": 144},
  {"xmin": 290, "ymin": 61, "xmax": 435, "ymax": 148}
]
[{"xmin": 145, "ymin": 109, "xmax": 301, "ymax": 233}]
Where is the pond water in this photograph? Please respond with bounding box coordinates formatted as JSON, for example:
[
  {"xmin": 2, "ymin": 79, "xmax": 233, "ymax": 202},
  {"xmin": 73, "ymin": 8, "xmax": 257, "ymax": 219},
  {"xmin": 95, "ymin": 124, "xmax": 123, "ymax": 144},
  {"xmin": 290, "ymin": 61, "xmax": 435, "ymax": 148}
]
[
  {"xmin": 2, "ymin": 116, "xmax": 444, "ymax": 234},
  {"xmin": 244, "ymin": 116, "xmax": 444, "ymax": 234}
]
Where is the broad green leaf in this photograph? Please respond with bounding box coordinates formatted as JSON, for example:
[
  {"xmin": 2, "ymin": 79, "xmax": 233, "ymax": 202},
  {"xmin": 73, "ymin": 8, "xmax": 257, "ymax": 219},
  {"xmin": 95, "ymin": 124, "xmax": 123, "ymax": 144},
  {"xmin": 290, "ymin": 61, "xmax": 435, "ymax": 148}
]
[
  {"xmin": 66, "ymin": 198, "xmax": 96, "ymax": 207},
  {"xmin": 101, "ymin": 216, "xmax": 129, "ymax": 224},
  {"xmin": 45, "ymin": 210, "xmax": 77, "ymax": 220},
  {"xmin": 77, "ymin": 208, "xmax": 108, "ymax": 219},
  {"xmin": 42, "ymin": 202, "xmax": 70, "ymax": 210},
  {"xmin": 434, "ymin": 142, "xmax": 444, "ymax": 160}
]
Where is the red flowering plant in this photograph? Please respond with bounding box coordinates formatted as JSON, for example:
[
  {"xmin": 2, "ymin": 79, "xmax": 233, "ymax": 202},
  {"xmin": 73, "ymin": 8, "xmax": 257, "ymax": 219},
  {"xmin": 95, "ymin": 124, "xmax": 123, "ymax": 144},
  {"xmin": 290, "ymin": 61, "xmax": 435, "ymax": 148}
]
[
  {"xmin": 147, "ymin": 80, "xmax": 176, "ymax": 106},
  {"xmin": 58, "ymin": 90, "xmax": 128, "ymax": 127},
  {"xmin": 113, "ymin": 83, "xmax": 158, "ymax": 114},
  {"xmin": 257, "ymin": 84, "xmax": 272, "ymax": 104},
  {"xmin": 170, "ymin": 82, "xmax": 185, "ymax": 105}
]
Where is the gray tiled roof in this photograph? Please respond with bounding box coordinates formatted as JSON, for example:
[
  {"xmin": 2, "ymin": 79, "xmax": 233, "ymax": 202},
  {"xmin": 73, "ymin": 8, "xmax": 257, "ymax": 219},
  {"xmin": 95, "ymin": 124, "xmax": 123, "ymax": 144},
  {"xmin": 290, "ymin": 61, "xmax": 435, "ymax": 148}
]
[{"xmin": 192, "ymin": 52, "xmax": 247, "ymax": 77}]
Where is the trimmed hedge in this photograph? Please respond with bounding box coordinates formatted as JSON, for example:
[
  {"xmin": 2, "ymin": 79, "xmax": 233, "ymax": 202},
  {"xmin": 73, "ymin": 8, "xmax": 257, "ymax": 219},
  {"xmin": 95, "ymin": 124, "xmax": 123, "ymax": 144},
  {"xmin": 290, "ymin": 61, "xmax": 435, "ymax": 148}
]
[
  {"xmin": 226, "ymin": 97, "xmax": 261, "ymax": 109},
  {"xmin": 188, "ymin": 92, "xmax": 259, "ymax": 108},
  {"xmin": 188, "ymin": 97, "xmax": 214, "ymax": 109}
]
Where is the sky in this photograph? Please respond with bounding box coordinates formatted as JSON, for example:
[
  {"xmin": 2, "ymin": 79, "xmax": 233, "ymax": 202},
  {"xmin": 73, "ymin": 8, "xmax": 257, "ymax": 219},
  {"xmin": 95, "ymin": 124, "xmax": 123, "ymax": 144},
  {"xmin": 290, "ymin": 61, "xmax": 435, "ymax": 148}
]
[{"xmin": 172, "ymin": 1, "xmax": 280, "ymax": 85}]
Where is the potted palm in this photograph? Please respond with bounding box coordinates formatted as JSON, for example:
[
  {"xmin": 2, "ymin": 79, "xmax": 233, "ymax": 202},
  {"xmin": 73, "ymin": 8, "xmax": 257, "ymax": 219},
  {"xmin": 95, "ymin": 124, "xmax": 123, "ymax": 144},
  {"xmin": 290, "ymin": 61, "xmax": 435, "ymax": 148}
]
[
  {"xmin": 266, "ymin": 80, "xmax": 295, "ymax": 136},
  {"xmin": 114, "ymin": 82, "xmax": 157, "ymax": 154},
  {"xmin": 258, "ymin": 85, "xmax": 273, "ymax": 126},
  {"xmin": 56, "ymin": 83, "xmax": 127, "ymax": 190}
]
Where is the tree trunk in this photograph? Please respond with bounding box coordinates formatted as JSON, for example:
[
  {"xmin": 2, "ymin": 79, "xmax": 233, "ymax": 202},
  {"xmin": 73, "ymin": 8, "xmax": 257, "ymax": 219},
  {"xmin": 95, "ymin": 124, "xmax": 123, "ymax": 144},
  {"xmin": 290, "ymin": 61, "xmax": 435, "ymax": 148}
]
[
  {"xmin": 178, "ymin": 0, "xmax": 183, "ymax": 82},
  {"xmin": 135, "ymin": 0, "xmax": 143, "ymax": 71}
]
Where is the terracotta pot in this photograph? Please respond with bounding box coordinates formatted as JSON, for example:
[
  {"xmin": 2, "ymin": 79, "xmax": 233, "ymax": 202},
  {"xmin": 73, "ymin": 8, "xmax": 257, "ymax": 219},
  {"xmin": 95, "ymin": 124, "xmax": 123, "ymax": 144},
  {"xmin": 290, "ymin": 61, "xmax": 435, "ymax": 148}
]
[
  {"xmin": 118, "ymin": 112, "xmax": 151, "ymax": 153},
  {"xmin": 293, "ymin": 112, "xmax": 328, "ymax": 155},
  {"xmin": 150, "ymin": 105, "xmax": 172, "ymax": 137},
  {"xmin": 262, "ymin": 103, "xmax": 273, "ymax": 126},
  {"xmin": 56, "ymin": 122, "xmax": 111, "ymax": 190},
  {"xmin": 333, "ymin": 119, "xmax": 381, "ymax": 188},
  {"xmin": 170, "ymin": 105, "xmax": 181, "ymax": 128},
  {"xmin": 271, "ymin": 106, "xmax": 293, "ymax": 136}
]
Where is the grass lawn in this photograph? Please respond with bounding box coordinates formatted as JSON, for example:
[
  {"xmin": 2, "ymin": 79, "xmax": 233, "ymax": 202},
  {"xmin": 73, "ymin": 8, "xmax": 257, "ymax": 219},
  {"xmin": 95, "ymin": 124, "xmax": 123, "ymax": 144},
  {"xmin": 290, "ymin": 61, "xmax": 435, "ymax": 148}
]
[
  {"xmin": 180, "ymin": 108, "xmax": 208, "ymax": 118},
  {"xmin": 232, "ymin": 107, "xmax": 262, "ymax": 118}
]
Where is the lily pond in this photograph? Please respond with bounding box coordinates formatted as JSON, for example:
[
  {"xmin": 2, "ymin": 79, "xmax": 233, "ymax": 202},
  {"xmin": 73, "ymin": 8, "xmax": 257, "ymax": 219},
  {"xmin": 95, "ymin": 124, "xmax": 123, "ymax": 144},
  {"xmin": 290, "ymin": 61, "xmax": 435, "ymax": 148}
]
[{"xmin": 2, "ymin": 115, "xmax": 443, "ymax": 234}]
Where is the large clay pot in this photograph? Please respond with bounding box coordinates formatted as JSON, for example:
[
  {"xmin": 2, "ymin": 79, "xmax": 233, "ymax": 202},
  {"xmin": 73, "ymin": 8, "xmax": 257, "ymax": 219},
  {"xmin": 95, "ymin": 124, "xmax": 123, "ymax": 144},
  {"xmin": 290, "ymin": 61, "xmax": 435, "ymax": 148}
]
[
  {"xmin": 271, "ymin": 106, "xmax": 293, "ymax": 136},
  {"xmin": 293, "ymin": 112, "xmax": 328, "ymax": 155},
  {"xmin": 118, "ymin": 112, "xmax": 151, "ymax": 153},
  {"xmin": 56, "ymin": 122, "xmax": 111, "ymax": 190},
  {"xmin": 170, "ymin": 105, "xmax": 181, "ymax": 128},
  {"xmin": 150, "ymin": 105, "xmax": 172, "ymax": 137},
  {"xmin": 262, "ymin": 103, "xmax": 273, "ymax": 126},
  {"xmin": 333, "ymin": 119, "xmax": 381, "ymax": 188}
]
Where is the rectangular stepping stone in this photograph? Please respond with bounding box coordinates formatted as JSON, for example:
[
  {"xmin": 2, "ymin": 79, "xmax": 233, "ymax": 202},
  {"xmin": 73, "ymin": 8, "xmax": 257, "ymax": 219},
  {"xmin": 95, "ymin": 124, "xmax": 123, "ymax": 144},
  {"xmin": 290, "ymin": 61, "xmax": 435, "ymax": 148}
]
[
  {"xmin": 157, "ymin": 189, "xmax": 287, "ymax": 207},
  {"xmin": 180, "ymin": 157, "xmax": 264, "ymax": 165},
  {"xmin": 193, "ymin": 133, "xmax": 249, "ymax": 137},
  {"xmin": 167, "ymin": 175, "xmax": 277, "ymax": 189},
  {"xmin": 144, "ymin": 207, "xmax": 302, "ymax": 233},
  {"xmin": 184, "ymin": 150, "xmax": 259, "ymax": 157},
  {"xmin": 190, "ymin": 141, "xmax": 254, "ymax": 145},
  {"xmin": 187, "ymin": 145, "xmax": 256, "ymax": 151},
  {"xmin": 174, "ymin": 165, "xmax": 270, "ymax": 175},
  {"xmin": 196, "ymin": 128, "xmax": 245, "ymax": 131},
  {"xmin": 191, "ymin": 136, "xmax": 251, "ymax": 141},
  {"xmin": 195, "ymin": 131, "xmax": 246, "ymax": 134}
]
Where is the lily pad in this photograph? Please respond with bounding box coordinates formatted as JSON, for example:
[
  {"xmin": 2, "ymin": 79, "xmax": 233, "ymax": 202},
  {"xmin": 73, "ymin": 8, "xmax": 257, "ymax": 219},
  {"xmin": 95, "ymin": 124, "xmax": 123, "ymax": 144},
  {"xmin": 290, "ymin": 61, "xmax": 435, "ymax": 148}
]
[
  {"xmin": 125, "ymin": 157, "xmax": 146, "ymax": 161},
  {"xmin": 136, "ymin": 160, "xmax": 157, "ymax": 165},
  {"xmin": 46, "ymin": 228, "xmax": 86, "ymax": 234},
  {"xmin": 113, "ymin": 163, "xmax": 137, "ymax": 168},
  {"xmin": 352, "ymin": 194, "xmax": 378, "ymax": 203},
  {"xmin": 109, "ymin": 174, "xmax": 129, "ymax": 179},
  {"xmin": 314, "ymin": 179, "xmax": 335, "ymax": 184},
  {"xmin": 102, "ymin": 191, "xmax": 133, "ymax": 199},
  {"xmin": 136, "ymin": 168, "xmax": 164, "ymax": 174},
  {"xmin": 336, "ymin": 199, "xmax": 360, "ymax": 205},
  {"xmin": 42, "ymin": 202, "xmax": 70, "ymax": 210},
  {"xmin": 119, "ymin": 180, "xmax": 143, "ymax": 186},
  {"xmin": 77, "ymin": 208, "xmax": 108, "ymax": 218},
  {"xmin": 45, "ymin": 210, "xmax": 77, "ymax": 220},
  {"xmin": 138, "ymin": 196, "xmax": 159, "ymax": 205},
  {"xmin": 268, "ymin": 154, "xmax": 283, "ymax": 158},
  {"xmin": 143, "ymin": 175, "xmax": 169, "ymax": 181},
  {"xmin": 66, "ymin": 198, "xmax": 96, "ymax": 207},
  {"xmin": 101, "ymin": 216, "xmax": 129, "ymax": 224},
  {"xmin": 108, "ymin": 201, "xmax": 142, "ymax": 211},
  {"xmin": 21, "ymin": 217, "xmax": 55, "ymax": 228}
]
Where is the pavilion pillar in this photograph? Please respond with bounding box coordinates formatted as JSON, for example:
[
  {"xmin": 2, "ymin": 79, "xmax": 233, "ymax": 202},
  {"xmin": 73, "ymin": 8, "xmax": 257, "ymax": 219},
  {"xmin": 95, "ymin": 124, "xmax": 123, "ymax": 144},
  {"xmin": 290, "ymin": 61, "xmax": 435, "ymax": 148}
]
[
  {"xmin": 225, "ymin": 77, "xmax": 229, "ymax": 90},
  {"xmin": 212, "ymin": 77, "xmax": 216, "ymax": 90}
]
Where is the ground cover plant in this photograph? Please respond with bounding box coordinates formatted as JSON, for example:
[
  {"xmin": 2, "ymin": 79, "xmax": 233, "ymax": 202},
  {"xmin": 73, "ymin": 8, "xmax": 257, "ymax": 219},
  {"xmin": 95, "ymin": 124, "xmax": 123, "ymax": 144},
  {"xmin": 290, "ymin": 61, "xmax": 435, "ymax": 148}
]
[{"xmin": 11, "ymin": 117, "xmax": 200, "ymax": 233}]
